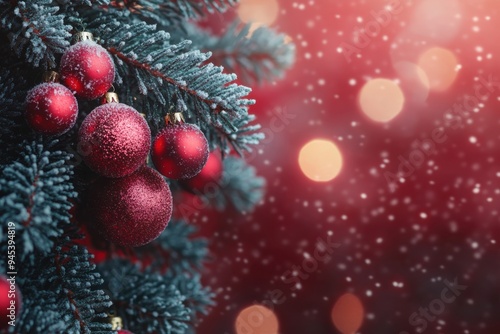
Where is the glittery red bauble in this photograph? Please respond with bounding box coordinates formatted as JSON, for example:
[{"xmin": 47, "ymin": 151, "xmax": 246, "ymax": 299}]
[
  {"xmin": 0, "ymin": 275, "xmax": 22, "ymax": 330},
  {"xmin": 86, "ymin": 166, "xmax": 172, "ymax": 247},
  {"xmin": 117, "ymin": 330, "xmax": 133, "ymax": 334},
  {"xmin": 180, "ymin": 150, "xmax": 223, "ymax": 193},
  {"xmin": 60, "ymin": 40, "xmax": 115, "ymax": 100},
  {"xmin": 25, "ymin": 82, "xmax": 78, "ymax": 135},
  {"xmin": 78, "ymin": 102, "xmax": 151, "ymax": 178},
  {"xmin": 152, "ymin": 123, "xmax": 209, "ymax": 179}
]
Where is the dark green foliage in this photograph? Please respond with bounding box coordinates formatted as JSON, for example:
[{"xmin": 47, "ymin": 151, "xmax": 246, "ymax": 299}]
[
  {"xmin": 0, "ymin": 68, "xmax": 30, "ymax": 163},
  {"xmin": 217, "ymin": 156, "xmax": 265, "ymax": 212},
  {"xmin": 189, "ymin": 21, "xmax": 296, "ymax": 85},
  {"xmin": 100, "ymin": 259, "xmax": 193, "ymax": 334},
  {"xmin": 174, "ymin": 156, "xmax": 265, "ymax": 221},
  {"xmin": 82, "ymin": 16, "xmax": 258, "ymax": 153},
  {"xmin": 135, "ymin": 219, "xmax": 209, "ymax": 274},
  {"xmin": 0, "ymin": 0, "xmax": 72, "ymax": 69},
  {"xmin": 11, "ymin": 241, "xmax": 113, "ymax": 334},
  {"xmin": 105, "ymin": 0, "xmax": 237, "ymax": 21},
  {"xmin": 0, "ymin": 140, "xmax": 76, "ymax": 264},
  {"xmin": 98, "ymin": 220, "xmax": 212, "ymax": 333}
]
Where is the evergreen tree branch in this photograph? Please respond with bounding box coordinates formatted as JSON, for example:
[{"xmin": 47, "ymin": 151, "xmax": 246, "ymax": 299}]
[
  {"xmin": 206, "ymin": 156, "xmax": 266, "ymax": 212},
  {"xmin": 0, "ymin": 67, "xmax": 31, "ymax": 164},
  {"xmin": 104, "ymin": 0, "xmax": 237, "ymax": 20},
  {"xmin": 0, "ymin": 0, "xmax": 72, "ymax": 69},
  {"xmin": 82, "ymin": 17, "xmax": 260, "ymax": 153},
  {"xmin": 134, "ymin": 219, "xmax": 209, "ymax": 274},
  {"xmin": 100, "ymin": 259, "xmax": 203, "ymax": 334},
  {"xmin": 12, "ymin": 241, "xmax": 113, "ymax": 334},
  {"xmin": 189, "ymin": 21, "xmax": 296, "ymax": 85},
  {"xmin": 0, "ymin": 140, "xmax": 77, "ymax": 264}
]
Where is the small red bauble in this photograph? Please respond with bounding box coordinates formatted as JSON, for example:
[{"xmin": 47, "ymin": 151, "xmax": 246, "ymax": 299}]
[
  {"xmin": 180, "ymin": 150, "xmax": 223, "ymax": 193},
  {"xmin": 152, "ymin": 117, "xmax": 209, "ymax": 180},
  {"xmin": 60, "ymin": 40, "xmax": 115, "ymax": 99},
  {"xmin": 0, "ymin": 275, "xmax": 22, "ymax": 331},
  {"xmin": 86, "ymin": 166, "xmax": 172, "ymax": 247},
  {"xmin": 78, "ymin": 102, "xmax": 151, "ymax": 178},
  {"xmin": 25, "ymin": 82, "xmax": 78, "ymax": 135},
  {"xmin": 118, "ymin": 331, "xmax": 133, "ymax": 334}
]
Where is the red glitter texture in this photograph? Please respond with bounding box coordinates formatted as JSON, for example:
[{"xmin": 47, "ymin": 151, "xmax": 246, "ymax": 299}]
[
  {"xmin": 78, "ymin": 102, "xmax": 151, "ymax": 178},
  {"xmin": 25, "ymin": 82, "xmax": 78, "ymax": 135},
  {"xmin": 86, "ymin": 166, "xmax": 172, "ymax": 247}
]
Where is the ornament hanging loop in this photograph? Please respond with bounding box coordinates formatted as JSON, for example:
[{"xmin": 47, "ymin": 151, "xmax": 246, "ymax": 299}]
[
  {"xmin": 109, "ymin": 315, "xmax": 123, "ymax": 330},
  {"xmin": 101, "ymin": 92, "xmax": 120, "ymax": 104},
  {"xmin": 165, "ymin": 112, "xmax": 185, "ymax": 125},
  {"xmin": 42, "ymin": 70, "xmax": 60, "ymax": 83},
  {"xmin": 73, "ymin": 31, "xmax": 94, "ymax": 43}
]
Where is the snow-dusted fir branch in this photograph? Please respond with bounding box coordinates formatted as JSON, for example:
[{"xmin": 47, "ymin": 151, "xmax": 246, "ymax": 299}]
[
  {"xmin": 166, "ymin": 0, "xmax": 238, "ymax": 18},
  {"xmin": 135, "ymin": 220, "xmax": 209, "ymax": 274},
  {"xmin": 190, "ymin": 21, "xmax": 296, "ymax": 84},
  {"xmin": 216, "ymin": 156, "xmax": 265, "ymax": 212},
  {"xmin": 87, "ymin": 19, "xmax": 253, "ymax": 115},
  {"xmin": 60, "ymin": 0, "xmax": 110, "ymax": 7},
  {"xmin": 0, "ymin": 68, "xmax": 29, "ymax": 164},
  {"xmin": 164, "ymin": 272, "xmax": 214, "ymax": 317},
  {"xmin": 104, "ymin": 0, "xmax": 237, "ymax": 20},
  {"xmin": 0, "ymin": 140, "xmax": 76, "ymax": 264},
  {"xmin": 13, "ymin": 242, "xmax": 113, "ymax": 334},
  {"xmin": 82, "ymin": 17, "xmax": 261, "ymax": 152},
  {"xmin": 0, "ymin": 0, "xmax": 71, "ymax": 69},
  {"xmin": 178, "ymin": 156, "xmax": 265, "ymax": 213},
  {"xmin": 99, "ymin": 259, "xmax": 200, "ymax": 334}
]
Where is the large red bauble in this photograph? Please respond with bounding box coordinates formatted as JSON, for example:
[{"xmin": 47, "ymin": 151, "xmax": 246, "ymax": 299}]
[
  {"xmin": 78, "ymin": 102, "xmax": 151, "ymax": 178},
  {"xmin": 0, "ymin": 275, "xmax": 22, "ymax": 331},
  {"xmin": 180, "ymin": 150, "xmax": 223, "ymax": 193},
  {"xmin": 25, "ymin": 82, "xmax": 78, "ymax": 135},
  {"xmin": 60, "ymin": 41, "xmax": 115, "ymax": 100},
  {"xmin": 152, "ymin": 123, "xmax": 209, "ymax": 179},
  {"xmin": 86, "ymin": 166, "xmax": 172, "ymax": 247}
]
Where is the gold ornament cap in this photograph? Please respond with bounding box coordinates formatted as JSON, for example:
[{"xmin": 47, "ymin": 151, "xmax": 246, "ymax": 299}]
[
  {"xmin": 73, "ymin": 31, "xmax": 94, "ymax": 43},
  {"xmin": 110, "ymin": 316, "xmax": 123, "ymax": 330},
  {"xmin": 165, "ymin": 112, "xmax": 185, "ymax": 125},
  {"xmin": 101, "ymin": 92, "xmax": 119, "ymax": 104},
  {"xmin": 42, "ymin": 71, "xmax": 60, "ymax": 83}
]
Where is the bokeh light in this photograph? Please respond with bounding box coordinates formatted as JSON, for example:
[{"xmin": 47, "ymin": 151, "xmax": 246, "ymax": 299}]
[
  {"xmin": 409, "ymin": 0, "xmax": 462, "ymax": 44},
  {"xmin": 358, "ymin": 78, "xmax": 405, "ymax": 122},
  {"xmin": 417, "ymin": 47, "xmax": 459, "ymax": 92},
  {"xmin": 235, "ymin": 305, "xmax": 279, "ymax": 334},
  {"xmin": 298, "ymin": 139, "xmax": 343, "ymax": 182},
  {"xmin": 393, "ymin": 61, "xmax": 430, "ymax": 104},
  {"xmin": 331, "ymin": 293, "xmax": 364, "ymax": 334},
  {"xmin": 237, "ymin": 0, "xmax": 280, "ymax": 26}
]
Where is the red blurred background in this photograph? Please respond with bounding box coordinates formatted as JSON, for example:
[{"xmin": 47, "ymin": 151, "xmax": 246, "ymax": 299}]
[{"xmin": 191, "ymin": 1, "xmax": 500, "ymax": 333}]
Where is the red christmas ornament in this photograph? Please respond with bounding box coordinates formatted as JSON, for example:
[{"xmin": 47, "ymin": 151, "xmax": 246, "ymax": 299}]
[
  {"xmin": 118, "ymin": 331, "xmax": 133, "ymax": 334},
  {"xmin": 180, "ymin": 150, "xmax": 223, "ymax": 193},
  {"xmin": 60, "ymin": 32, "xmax": 115, "ymax": 100},
  {"xmin": 78, "ymin": 93, "xmax": 151, "ymax": 178},
  {"xmin": 25, "ymin": 75, "xmax": 78, "ymax": 135},
  {"xmin": 152, "ymin": 112, "xmax": 209, "ymax": 180},
  {"xmin": 86, "ymin": 165, "xmax": 172, "ymax": 247},
  {"xmin": 0, "ymin": 275, "xmax": 22, "ymax": 331}
]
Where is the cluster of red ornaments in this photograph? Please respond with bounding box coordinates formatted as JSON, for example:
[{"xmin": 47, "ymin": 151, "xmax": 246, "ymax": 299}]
[
  {"xmin": 23, "ymin": 31, "xmax": 218, "ymax": 248},
  {"xmin": 25, "ymin": 32, "xmax": 115, "ymax": 136}
]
